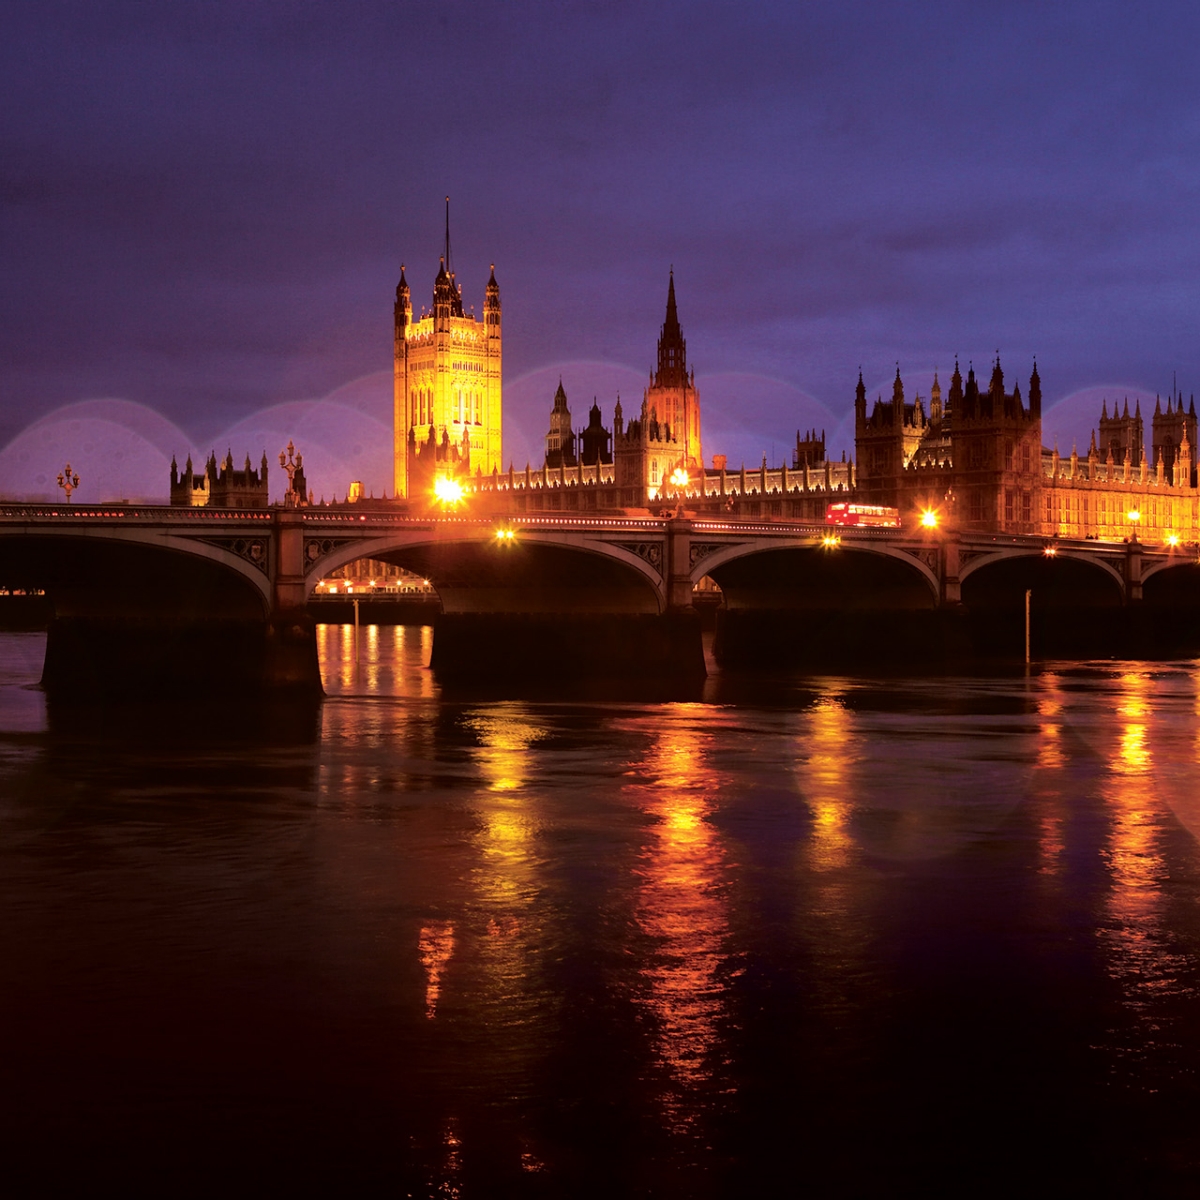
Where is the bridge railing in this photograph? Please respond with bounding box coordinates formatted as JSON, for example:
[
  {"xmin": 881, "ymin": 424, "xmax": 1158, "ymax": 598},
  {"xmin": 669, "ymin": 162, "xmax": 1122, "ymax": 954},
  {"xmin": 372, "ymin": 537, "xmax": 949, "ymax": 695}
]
[{"xmin": 0, "ymin": 504, "xmax": 272, "ymax": 522}]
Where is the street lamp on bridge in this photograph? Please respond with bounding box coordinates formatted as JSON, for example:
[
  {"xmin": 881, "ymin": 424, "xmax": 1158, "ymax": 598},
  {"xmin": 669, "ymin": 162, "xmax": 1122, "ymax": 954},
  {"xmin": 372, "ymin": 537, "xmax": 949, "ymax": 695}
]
[
  {"xmin": 1127, "ymin": 508, "xmax": 1141, "ymax": 542},
  {"xmin": 56, "ymin": 464, "xmax": 79, "ymax": 504},
  {"xmin": 434, "ymin": 476, "xmax": 465, "ymax": 507}
]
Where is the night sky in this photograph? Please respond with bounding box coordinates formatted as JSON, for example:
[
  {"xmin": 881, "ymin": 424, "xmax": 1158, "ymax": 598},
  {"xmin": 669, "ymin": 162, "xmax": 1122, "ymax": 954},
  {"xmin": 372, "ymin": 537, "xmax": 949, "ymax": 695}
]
[{"xmin": 3, "ymin": 1, "xmax": 1199, "ymax": 502}]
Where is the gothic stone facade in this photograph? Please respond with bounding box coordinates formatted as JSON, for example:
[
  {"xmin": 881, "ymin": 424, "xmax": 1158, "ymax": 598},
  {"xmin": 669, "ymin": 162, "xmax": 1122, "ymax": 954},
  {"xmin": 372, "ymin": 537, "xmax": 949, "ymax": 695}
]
[
  {"xmin": 855, "ymin": 359, "xmax": 1199, "ymax": 543},
  {"xmin": 393, "ymin": 247, "xmax": 501, "ymax": 499},
  {"xmin": 538, "ymin": 273, "xmax": 701, "ymax": 502}
]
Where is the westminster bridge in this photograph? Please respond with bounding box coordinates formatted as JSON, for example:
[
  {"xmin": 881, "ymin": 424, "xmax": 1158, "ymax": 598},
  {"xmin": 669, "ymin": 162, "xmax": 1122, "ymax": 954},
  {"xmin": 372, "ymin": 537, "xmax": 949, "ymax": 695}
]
[{"xmin": 2, "ymin": 501, "xmax": 1199, "ymax": 696}]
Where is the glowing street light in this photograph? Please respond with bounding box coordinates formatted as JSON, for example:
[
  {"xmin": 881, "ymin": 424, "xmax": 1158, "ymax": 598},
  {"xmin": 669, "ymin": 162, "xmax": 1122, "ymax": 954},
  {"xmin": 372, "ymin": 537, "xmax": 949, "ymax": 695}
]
[
  {"xmin": 1167, "ymin": 532, "xmax": 1181, "ymax": 548},
  {"xmin": 1126, "ymin": 508, "xmax": 1141, "ymax": 541},
  {"xmin": 494, "ymin": 527, "xmax": 516, "ymax": 543},
  {"xmin": 919, "ymin": 508, "xmax": 939, "ymax": 529},
  {"xmin": 669, "ymin": 467, "xmax": 690, "ymax": 489},
  {"xmin": 434, "ymin": 476, "xmax": 465, "ymax": 506},
  {"xmin": 821, "ymin": 534, "xmax": 841, "ymax": 549},
  {"xmin": 1043, "ymin": 545, "xmax": 1058, "ymax": 558}
]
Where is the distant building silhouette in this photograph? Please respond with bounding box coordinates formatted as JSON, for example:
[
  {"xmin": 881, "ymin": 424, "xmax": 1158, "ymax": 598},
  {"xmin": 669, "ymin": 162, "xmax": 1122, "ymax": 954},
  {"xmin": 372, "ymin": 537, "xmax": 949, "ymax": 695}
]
[
  {"xmin": 579, "ymin": 398, "xmax": 612, "ymax": 467},
  {"xmin": 170, "ymin": 451, "xmax": 269, "ymax": 508}
]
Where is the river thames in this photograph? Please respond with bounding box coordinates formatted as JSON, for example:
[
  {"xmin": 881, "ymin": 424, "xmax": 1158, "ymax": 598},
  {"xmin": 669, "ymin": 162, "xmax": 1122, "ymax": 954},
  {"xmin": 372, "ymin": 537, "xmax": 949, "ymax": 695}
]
[{"xmin": 3, "ymin": 626, "xmax": 1200, "ymax": 1193}]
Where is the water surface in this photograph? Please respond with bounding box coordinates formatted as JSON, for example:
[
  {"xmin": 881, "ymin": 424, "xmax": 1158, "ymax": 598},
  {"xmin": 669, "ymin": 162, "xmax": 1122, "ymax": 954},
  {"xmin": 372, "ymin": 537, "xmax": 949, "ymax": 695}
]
[{"xmin": 3, "ymin": 627, "xmax": 1200, "ymax": 1193}]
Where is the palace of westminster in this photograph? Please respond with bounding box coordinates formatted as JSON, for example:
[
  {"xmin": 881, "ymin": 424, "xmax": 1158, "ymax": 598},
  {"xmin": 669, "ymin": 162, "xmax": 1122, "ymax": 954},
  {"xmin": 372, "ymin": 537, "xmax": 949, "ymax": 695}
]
[{"xmin": 173, "ymin": 225, "xmax": 1200, "ymax": 547}]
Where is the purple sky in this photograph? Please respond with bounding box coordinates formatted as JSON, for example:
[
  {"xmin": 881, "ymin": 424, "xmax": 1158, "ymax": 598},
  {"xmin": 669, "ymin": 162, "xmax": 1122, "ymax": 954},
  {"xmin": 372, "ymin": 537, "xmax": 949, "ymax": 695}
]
[{"xmin": 3, "ymin": 1, "xmax": 1200, "ymax": 501}]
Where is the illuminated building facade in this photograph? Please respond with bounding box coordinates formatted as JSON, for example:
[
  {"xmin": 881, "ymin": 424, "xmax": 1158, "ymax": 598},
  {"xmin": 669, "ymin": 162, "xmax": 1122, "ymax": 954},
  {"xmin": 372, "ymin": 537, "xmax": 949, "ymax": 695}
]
[
  {"xmin": 393, "ymin": 214, "xmax": 501, "ymax": 499},
  {"xmin": 643, "ymin": 271, "xmax": 703, "ymax": 475},
  {"xmin": 536, "ymin": 274, "xmax": 701, "ymax": 501},
  {"xmin": 854, "ymin": 359, "xmax": 1200, "ymax": 542},
  {"xmin": 856, "ymin": 358, "xmax": 1044, "ymax": 532}
]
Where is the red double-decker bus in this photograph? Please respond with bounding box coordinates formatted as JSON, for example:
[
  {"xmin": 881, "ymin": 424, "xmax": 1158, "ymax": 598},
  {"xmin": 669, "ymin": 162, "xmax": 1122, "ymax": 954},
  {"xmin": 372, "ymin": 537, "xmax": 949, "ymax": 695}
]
[{"xmin": 825, "ymin": 502, "xmax": 901, "ymax": 527}]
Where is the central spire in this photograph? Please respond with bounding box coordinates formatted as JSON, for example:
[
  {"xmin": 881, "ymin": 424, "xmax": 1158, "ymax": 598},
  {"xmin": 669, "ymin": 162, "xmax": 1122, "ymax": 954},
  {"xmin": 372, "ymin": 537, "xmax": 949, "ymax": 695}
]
[
  {"xmin": 654, "ymin": 269, "xmax": 688, "ymax": 388},
  {"xmin": 432, "ymin": 196, "xmax": 464, "ymax": 318}
]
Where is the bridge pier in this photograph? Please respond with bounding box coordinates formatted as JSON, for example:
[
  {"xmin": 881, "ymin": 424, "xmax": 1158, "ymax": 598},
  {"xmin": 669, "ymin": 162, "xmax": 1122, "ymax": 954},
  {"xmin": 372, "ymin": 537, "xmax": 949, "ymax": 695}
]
[
  {"xmin": 665, "ymin": 516, "xmax": 696, "ymax": 612},
  {"xmin": 266, "ymin": 508, "xmax": 322, "ymax": 694},
  {"xmin": 1125, "ymin": 539, "xmax": 1143, "ymax": 603},
  {"xmin": 940, "ymin": 537, "xmax": 962, "ymax": 607}
]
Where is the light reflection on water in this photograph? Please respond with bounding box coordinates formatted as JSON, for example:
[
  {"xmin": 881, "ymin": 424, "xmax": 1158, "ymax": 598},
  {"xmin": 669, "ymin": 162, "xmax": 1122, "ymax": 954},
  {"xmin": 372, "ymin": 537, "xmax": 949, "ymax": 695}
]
[
  {"xmin": 317, "ymin": 621, "xmax": 435, "ymax": 698},
  {"xmin": 1034, "ymin": 671, "xmax": 1068, "ymax": 875},
  {"xmin": 802, "ymin": 689, "xmax": 858, "ymax": 871},
  {"xmin": 3, "ymin": 632, "xmax": 1200, "ymax": 1189},
  {"xmin": 623, "ymin": 707, "xmax": 733, "ymax": 1133},
  {"xmin": 1098, "ymin": 668, "xmax": 1196, "ymax": 1073},
  {"xmin": 461, "ymin": 706, "xmax": 550, "ymax": 1069}
]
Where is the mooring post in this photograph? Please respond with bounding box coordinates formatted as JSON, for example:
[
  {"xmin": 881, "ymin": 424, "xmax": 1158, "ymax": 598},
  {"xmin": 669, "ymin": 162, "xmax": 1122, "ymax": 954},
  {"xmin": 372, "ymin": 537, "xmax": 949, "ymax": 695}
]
[{"xmin": 1025, "ymin": 588, "xmax": 1031, "ymax": 664}]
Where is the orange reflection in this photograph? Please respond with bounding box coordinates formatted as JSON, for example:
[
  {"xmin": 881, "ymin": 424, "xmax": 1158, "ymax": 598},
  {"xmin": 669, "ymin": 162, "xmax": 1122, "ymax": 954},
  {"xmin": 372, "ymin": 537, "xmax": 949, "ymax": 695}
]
[
  {"xmin": 1035, "ymin": 681, "xmax": 1066, "ymax": 771},
  {"xmin": 463, "ymin": 706, "xmax": 546, "ymax": 1040},
  {"xmin": 1033, "ymin": 672, "xmax": 1067, "ymax": 875},
  {"xmin": 418, "ymin": 920, "xmax": 455, "ymax": 1019},
  {"xmin": 630, "ymin": 707, "xmax": 731, "ymax": 1133},
  {"xmin": 430, "ymin": 1117, "xmax": 463, "ymax": 1200},
  {"xmin": 801, "ymin": 693, "xmax": 857, "ymax": 870},
  {"xmin": 1100, "ymin": 667, "xmax": 1180, "ymax": 1021},
  {"xmin": 315, "ymin": 621, "xmax": 437, "ymax": 698},
  {"xmin": 466, "ymin": 707, "xmax": 543, "ymax": 916}
]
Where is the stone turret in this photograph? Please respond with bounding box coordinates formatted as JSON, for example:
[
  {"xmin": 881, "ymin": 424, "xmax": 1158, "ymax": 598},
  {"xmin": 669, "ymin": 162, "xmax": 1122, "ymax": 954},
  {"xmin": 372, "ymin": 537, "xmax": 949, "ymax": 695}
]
[
  {"xmin": 644, "ymin": 271, "xmax": 702, "ymax": 473},
  {"xmin": 544, "ymin": 379, "xmax": 577, "ymax": 469},
  {"xmin": 1151, "ymin": 383, "xmax": 1197, "ymax": 485},
  {"xmin": 579, "ymin": 399, "xmax": 613, "ymax": 466},
  {"xmin": 393, "ymin": 200, "xmax": 502, "ymax": 498}
]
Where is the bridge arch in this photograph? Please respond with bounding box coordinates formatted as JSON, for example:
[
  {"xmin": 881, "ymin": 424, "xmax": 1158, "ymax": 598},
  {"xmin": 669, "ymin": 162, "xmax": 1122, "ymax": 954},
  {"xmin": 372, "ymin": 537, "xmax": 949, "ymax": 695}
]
[
  {"xmin": 0, "ymin": 526, "xmax": 289, "ymax": 697},
  {"xmin": 303, "ymin": 526, "xmax": 666, "ymax": 614},
  {"xmin": 959, "ymin": 547, "xmax": 1126, "ymax": 658},
  {"xmin": 1141, "ymin": 557, "xmax": 1200, "ymax": 605},
  {"xmin": 1141, "ymin": 556, "xmax": 1200, "ymax": 587},
  {"xmin": 0, "ymin": 528, "xmax": 272, "ymax": 617},
  {"xmin": 959, "ymin": 548, "xmax": 1126, "ymax": 599},
  {"xmin": 692, "ymin": 537, "xmax": 941, "ymax": 605}
]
